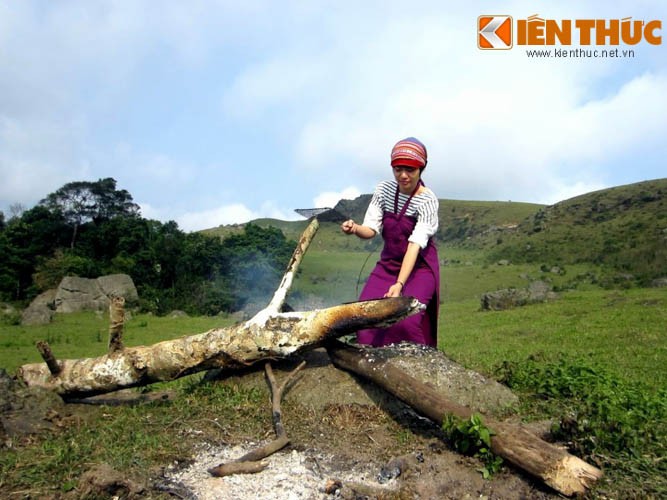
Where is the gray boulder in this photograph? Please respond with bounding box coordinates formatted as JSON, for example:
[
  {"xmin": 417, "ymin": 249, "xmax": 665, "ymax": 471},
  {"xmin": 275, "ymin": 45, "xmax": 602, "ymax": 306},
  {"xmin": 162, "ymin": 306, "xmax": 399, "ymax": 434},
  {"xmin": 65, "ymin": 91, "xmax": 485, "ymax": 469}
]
[
  {"xmin": 481, "ymin": 288, "xmax": 530, "ymax": 311},
  {"xmin": 651, "ymin": 277, "xmax": 667, "ymax": 288},
  {"xmin": 20, "ymin": 290, "xmax": 56, "ymax": 326},
  {"xmin": 20, "ymin": 305, "xmax": 55, "ymax": 326},
  {"xmin": 54, "ymin": 274, "xmax": 138, "ymax": 314},
  {"xmin": 97, "ymin": 274, "xmax": 139, "ymax": 303},
  {"xmin": 481, "ymin": 280, "xmax": 556, "ymax": 311},
  {"xmin": 55, "ymin": 277, "xmax": 109, "ymax": 313}
]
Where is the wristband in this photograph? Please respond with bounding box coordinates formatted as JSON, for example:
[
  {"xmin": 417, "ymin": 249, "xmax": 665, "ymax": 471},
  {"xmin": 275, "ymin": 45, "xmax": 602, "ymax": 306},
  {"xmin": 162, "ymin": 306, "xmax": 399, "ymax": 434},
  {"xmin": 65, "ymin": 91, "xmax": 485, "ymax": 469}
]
[{"xmin": 396, "ymin": 280, "xmax": 404, "ymax": 287}]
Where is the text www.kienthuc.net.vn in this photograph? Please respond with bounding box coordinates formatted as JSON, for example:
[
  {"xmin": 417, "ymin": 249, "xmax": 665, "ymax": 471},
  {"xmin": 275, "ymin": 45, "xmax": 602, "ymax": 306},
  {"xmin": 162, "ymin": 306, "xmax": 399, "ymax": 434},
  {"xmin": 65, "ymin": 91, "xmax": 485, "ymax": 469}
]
[{"xmin": 525, "ymin": 47, "xmax": 635, "ymax": 58}]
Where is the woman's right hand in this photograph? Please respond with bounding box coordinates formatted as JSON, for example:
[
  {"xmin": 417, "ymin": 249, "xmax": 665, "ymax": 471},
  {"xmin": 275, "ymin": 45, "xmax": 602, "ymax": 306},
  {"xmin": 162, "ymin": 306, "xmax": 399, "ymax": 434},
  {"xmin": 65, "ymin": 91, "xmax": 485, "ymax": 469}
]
[{"xmin": 341, "ymin": 219, "xmax": 356, "ymax": 235}]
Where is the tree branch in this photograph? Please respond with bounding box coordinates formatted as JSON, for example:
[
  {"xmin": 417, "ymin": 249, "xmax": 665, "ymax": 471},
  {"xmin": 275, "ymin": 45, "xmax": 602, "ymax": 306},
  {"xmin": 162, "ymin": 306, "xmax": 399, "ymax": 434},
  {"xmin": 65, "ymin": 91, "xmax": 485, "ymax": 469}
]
[{"xmin": 208, "ymin": 361, "xmax": 306, "ymax": 477}]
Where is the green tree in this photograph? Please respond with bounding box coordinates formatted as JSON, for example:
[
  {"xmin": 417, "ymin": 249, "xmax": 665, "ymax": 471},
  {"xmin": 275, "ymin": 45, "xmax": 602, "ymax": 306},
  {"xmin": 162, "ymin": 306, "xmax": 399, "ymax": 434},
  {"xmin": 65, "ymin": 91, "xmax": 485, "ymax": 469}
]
[
  {"xmin": 0, "ymin": 206, "xmax": 69, "ymax": 300},
  {"xmin": 40, "ymin": 177, "xmax": 139, "ymax": 248},
  {"xmin": 0, "ymin": 181, "xmax": 296, "ymax": 315}
]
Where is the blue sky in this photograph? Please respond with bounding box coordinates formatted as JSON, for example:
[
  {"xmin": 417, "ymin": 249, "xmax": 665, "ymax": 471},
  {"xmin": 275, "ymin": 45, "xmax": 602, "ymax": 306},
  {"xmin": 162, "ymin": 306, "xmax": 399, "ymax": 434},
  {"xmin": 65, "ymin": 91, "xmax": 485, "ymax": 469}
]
[{"xmin": 1, "ymin": 1, "xmax": 665, "ymax": 231}]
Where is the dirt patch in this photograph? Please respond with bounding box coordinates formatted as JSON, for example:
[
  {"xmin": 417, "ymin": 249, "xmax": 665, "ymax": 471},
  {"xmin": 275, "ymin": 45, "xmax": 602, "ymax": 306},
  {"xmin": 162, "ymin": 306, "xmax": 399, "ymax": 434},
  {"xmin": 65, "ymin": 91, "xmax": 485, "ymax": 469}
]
[{"xmin": 156, "ymin": 346, "xmax": 558, "ymax": 499}]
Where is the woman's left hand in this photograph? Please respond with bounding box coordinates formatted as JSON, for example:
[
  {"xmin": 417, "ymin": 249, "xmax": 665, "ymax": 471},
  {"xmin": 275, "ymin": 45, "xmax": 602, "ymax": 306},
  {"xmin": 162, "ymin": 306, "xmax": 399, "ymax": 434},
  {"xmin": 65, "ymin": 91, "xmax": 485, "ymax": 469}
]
[{"xmin": 384, "ymin": 283, "xmax": 403, "ymax": 298}]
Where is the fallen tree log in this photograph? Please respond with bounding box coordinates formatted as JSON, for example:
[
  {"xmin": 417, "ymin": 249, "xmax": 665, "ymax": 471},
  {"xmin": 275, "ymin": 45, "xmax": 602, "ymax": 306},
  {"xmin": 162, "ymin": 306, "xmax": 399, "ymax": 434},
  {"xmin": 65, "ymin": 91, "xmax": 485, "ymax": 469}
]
[
  {"xmin": 16, "ymin": 219, "xmax": 425, "ymax": 399},
  {"xmin": 326, "ymin": 341, "xmax": 603, "ymax": 497}
]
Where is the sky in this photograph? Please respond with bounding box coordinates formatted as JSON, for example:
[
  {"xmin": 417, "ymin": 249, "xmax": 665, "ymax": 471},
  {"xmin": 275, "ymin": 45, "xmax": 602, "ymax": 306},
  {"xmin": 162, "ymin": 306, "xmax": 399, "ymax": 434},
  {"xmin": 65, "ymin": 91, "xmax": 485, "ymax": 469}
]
[{"xmin": 1, "ymin": 1, "xmax": 665, "ymax": 232}]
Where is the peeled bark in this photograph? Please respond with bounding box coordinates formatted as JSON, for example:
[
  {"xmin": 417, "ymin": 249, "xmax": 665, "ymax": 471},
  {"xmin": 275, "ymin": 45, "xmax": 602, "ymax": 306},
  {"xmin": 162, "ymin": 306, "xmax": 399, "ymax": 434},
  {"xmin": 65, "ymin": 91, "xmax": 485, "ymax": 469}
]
[
  {"xmin": 327, "ymin": 341, "xmax": 603, "ymax": 497},
  {"xmin": 16, "ymin": 219, "xmax": 425, "ymax": 398}
]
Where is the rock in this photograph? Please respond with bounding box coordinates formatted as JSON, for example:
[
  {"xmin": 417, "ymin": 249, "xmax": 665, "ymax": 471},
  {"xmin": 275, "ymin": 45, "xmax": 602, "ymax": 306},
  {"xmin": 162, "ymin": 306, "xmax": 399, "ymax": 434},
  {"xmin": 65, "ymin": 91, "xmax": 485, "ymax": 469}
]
[
  {"xmin": 527, "ymin": 280, "xmax": 556, "ymax": 301},
  {"xmin": 1, "ymin": 303, "xmax": 17, "ymax": 315},
  {"xmin": 28, "ymin": 289, "xmax": 57, "ymax": 308},
  {"xmin": 651, "ymin": 277, "xmax": 667, "ymax": 288},
  {"xmin": 210, "ymin": 346, "xmax": 518, "ymax": 418},
  {"xmin": 20, "ymin": 305, "xmax": 54, "ymax": 326},
  {"xmin": 54, "ymin": 274, "xmax": 138, "ymax": 314},
  {"xmin": 20, "ymin": 290, "xmax": 56, "ymax": 326},
  {"xmin": 388, "ymin": 343, "xmax": 519, "ymax": 415},
  {"xmin": 78, "ymin": 463, "xmax": 145, "ymax": 498},
  {"xmin": 481, "ymin": 281, "xmax": 556, "ymax": 311},
  {"xmin": 97, "ymin": 274, "xmax": 139, "ymax": 303},
  {"xmin": 480, "ymin": 288, "xmax": 530, "ymax": 311},
  {"xmin": 55, "ymin": 276, "xmax": 109, "ymax": 313},
  {"xmin": 168, "ymin": 310, "xmax": 188, "ymax": 318}
]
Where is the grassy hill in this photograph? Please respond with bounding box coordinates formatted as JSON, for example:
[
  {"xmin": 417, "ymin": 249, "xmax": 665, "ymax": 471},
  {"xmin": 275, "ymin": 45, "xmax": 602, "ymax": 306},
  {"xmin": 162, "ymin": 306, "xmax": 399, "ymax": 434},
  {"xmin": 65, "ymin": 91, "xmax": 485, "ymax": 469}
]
[
  {"xmin": 203, "ymin": 178, "xmax": 667, "ymax": 289},
  {"xmin": 485, "ymin": 178, "xmax": 667, "ymax": 286}
]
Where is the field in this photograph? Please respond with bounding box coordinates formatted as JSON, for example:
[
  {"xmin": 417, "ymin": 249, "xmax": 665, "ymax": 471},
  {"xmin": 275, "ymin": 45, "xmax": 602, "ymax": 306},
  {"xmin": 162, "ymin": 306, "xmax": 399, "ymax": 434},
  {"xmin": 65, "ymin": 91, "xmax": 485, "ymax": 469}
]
[{"xmin": 1, "ymin": 244, "xmax": 666, "ymax": 498}]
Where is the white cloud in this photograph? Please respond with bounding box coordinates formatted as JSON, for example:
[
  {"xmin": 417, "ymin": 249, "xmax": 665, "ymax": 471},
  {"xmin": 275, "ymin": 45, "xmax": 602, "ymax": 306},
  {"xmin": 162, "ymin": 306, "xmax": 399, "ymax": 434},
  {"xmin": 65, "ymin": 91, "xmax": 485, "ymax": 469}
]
[
  {"xmin": 210, "ymin": 2, "xmax": 663, "ymax": 207},
  {"xmin": 0, "ymin": 115, "xmax": 91, "ymax": 207},
  {"xmin": 313, "ymin": 187, "xmax": 361, "ymax": 208},
  {"xmin": 2, "ymin": 0, "xmax": 666, "ymax": 224},
  {"xmin": 285, "ymin": 17, "xmax": 667, "ymax": 204},
  {"xmin": 176, "ymin": 204, "xmax": 258, "ymax": 232},
  {"xmin": 137, "ymin": 202, "xmax": 161, "ymax": 221},
  {"xmin": 222, "ymin": 57, "xmax": 329, "ymax": 119},
  {"xmin": 542, "ymin": 180, "xmax": 609, "ymax": 205},
  {"xmin": 257, "ymin": 200, "xmax": 302, "ymax": 222},
  {"xmin": 173, "ymin": 200, "xmax": 300, "ymax": 232}
]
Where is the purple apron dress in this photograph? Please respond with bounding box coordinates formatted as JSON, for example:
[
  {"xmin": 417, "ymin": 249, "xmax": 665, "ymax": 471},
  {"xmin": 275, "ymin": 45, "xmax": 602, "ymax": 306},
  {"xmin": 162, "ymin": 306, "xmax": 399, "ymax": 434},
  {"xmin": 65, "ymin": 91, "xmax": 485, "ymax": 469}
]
[{"xmin": 357, "ymin": 184, "xmax": 440, "ymax": 347}]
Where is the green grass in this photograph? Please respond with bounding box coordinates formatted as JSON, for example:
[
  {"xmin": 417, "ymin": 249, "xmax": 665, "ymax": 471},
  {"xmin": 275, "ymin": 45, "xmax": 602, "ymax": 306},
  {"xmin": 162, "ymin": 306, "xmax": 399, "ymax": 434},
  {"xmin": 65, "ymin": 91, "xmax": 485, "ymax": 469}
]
[
  {"xmin": 439, "ymin": 286, "xmax": 667, "ymax": 497},
  {"xmin": 288, "ymin": 249, "xmax": 381, "ymax": 307},
  {"xmin": 440, "ymin": 260, "xmax": 603, "ymax": 303},
  {"xmin": 0, "ymin": 379, "xmax": 267, "ymax": 498},
  {"xmin": 0, "ymin": 313, "xmax": 233, "ymax": 374},
  {"xmin": 440, "ymin": 287, "xmax": 667, "ymax": 390}
]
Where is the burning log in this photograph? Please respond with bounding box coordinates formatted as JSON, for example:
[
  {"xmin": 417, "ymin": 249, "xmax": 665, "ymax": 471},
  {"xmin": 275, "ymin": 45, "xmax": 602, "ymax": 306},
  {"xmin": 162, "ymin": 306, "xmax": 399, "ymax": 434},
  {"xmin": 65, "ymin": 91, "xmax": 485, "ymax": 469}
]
[
  {"xmin": 16, "ymin": 219, "xmax": 425, "ymax": 398},
  {"xmin": 326, "ymin": 341, "xmax": 603, "ymax": 497}
]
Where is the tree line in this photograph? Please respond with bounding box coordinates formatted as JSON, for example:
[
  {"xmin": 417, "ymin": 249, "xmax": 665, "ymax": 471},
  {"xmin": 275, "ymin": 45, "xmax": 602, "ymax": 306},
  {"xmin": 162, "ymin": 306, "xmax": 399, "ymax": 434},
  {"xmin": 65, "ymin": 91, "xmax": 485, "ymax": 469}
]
[{"xmin": 0, "ymin": 178, "xmax": 296, "ymax": 315}]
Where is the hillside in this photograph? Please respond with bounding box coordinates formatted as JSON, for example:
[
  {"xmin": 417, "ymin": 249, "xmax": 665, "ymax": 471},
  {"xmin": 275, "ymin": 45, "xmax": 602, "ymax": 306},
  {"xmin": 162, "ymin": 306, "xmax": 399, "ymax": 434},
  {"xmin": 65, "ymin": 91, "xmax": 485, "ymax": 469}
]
[
  {"xmin": 203, "ymin": 178, "xmax": 666, "ymax": 286},
  {"xmin": 202, "ymin": 197, "xmax": 543, "ymax": 254},
  {"xmin": 485, "ymin": 178, "xmax": 667, "ymax": 285}
]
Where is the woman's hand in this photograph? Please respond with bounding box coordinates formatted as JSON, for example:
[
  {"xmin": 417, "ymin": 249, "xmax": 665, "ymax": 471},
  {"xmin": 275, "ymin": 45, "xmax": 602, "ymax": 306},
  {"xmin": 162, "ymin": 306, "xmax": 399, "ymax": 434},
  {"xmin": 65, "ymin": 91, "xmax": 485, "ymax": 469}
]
[
  {"xmin": 384, "ymin": 282, "xmax": 403, "ymax": 298},
  {"xmin": 341, "ymin": 219, "xmax": 356, "ymax": 234}
]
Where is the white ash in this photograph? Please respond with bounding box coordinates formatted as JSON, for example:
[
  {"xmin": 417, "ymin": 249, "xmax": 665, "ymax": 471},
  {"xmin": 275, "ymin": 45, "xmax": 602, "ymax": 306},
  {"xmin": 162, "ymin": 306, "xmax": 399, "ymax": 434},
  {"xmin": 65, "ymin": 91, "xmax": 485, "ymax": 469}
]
[{"xmin": 163, "ymin": 441, "xmax": 395, "ymax": 500}]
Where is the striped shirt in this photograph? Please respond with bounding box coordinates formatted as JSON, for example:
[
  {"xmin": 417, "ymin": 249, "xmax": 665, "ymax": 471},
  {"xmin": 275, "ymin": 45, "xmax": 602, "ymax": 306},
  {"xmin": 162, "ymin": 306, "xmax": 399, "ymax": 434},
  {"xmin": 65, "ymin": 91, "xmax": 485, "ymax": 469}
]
[{"xmin": 362, "ymin": 180, "xmax": 439, "ymax": 249}]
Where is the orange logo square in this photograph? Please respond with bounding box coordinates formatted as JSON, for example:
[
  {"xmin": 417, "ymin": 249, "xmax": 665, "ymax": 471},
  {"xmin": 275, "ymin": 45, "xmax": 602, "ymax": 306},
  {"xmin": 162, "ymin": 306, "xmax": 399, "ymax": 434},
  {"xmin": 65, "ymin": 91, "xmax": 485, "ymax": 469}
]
[{"xmin": 478, "ymin": 15, "xmax": 513, "ymax": 49}]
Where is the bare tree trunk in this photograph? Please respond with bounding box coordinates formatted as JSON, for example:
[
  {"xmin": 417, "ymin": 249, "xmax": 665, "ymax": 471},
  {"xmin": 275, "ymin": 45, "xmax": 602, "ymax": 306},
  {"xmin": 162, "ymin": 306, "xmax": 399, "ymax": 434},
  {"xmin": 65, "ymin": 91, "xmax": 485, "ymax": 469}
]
[
  {"xmin": 16, "ymin": 219, "xmax": 425, "ymax": 399},
  {"xmin": 326, "ymin": 341, "xmax": 603, "ymax": 497},
  {"xmin": 108, "ymin": 296, "xmax": 125, "ymax": 353}
]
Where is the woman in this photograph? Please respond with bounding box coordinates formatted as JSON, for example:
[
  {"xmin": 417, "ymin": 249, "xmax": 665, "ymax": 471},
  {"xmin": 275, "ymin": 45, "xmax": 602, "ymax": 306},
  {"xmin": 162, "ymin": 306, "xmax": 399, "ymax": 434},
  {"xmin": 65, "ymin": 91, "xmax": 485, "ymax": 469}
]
[{"xmin": 341, "ymin": 137, "xmax": 440, "ymax": 347}]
